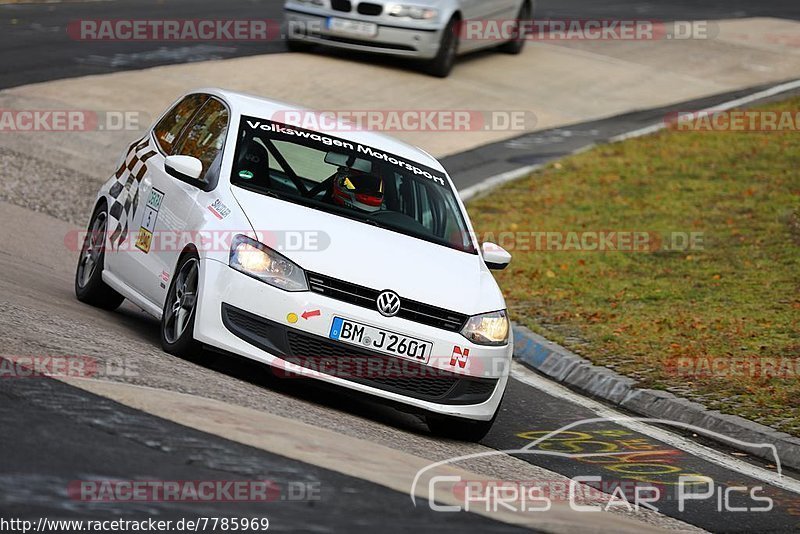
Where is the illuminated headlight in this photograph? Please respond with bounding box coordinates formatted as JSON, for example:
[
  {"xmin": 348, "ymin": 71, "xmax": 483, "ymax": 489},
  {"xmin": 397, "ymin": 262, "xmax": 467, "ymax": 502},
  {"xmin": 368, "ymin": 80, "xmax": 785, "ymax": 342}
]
[
  {"xmin": 229, "ymin": 235, "xmax": 308, "ymax": 292},
  {"xmin": 461, "ymin": 310, "xmax": 509, "ymax": 346},
  {"xmin": 388, "ymin": 4, "xmax": 439, "ymax": 20}
]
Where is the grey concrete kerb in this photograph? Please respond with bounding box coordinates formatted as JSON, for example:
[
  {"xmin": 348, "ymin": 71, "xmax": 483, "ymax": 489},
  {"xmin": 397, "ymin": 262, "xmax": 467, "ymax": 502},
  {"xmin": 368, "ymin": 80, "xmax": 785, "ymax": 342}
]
[{"xmin": 512, "ymin": 324, "xmax": 800, "ymax": 472}]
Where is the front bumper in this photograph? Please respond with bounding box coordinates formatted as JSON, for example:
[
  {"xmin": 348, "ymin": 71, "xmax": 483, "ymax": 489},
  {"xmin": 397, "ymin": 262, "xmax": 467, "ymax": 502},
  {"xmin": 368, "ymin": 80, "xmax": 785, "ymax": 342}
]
[
  {"xmin": 285, "ymin": 9, "xmax": 444, "ymax": 59},
  {"xmin": 193, "ymin": 259, "xmax": 511, "ymax": 420}
]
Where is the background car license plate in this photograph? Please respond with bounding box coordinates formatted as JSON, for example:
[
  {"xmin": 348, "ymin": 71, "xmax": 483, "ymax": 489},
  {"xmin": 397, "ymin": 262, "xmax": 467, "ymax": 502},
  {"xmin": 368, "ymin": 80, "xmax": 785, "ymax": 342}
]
[
  {"xmin": 330, "ymin": 317, "xmax": 431, "ymax": 363},
  {"xmin": 327, "ymin": 17, "xmax": 378, "ymax": 38}
]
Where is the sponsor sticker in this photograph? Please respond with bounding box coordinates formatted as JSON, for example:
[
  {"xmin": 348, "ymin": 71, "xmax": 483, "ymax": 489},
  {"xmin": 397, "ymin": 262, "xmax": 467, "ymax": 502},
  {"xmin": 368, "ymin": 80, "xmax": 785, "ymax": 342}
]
[
  {"xmin": 243, "ymin": 118, "xmax": 448, "ymax": 187},
  {"xmin": 207, "ymin": 198, "xmax": 231, "ymax": 220},
  {"xmin": 135, "ymin": 187, "xmax": 164, "ymax": 253},
  {"xmin": 450, "ymin": 346, "xmax": 470, "ymax": 368}
]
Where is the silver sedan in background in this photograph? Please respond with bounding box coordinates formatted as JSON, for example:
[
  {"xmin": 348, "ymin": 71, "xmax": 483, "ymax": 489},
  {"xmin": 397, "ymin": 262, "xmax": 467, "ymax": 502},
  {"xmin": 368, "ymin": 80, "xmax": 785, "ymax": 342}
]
[{"xmin": 284, "ymin": 0, "xmax": 532, "ymax": 77}]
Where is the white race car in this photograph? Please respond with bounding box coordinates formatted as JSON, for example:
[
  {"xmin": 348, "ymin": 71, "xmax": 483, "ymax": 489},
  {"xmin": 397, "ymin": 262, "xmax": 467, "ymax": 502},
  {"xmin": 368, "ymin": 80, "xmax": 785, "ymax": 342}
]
[{"xmin": 75, "ymin": 89, "xmax": 513, "ymax": 440}]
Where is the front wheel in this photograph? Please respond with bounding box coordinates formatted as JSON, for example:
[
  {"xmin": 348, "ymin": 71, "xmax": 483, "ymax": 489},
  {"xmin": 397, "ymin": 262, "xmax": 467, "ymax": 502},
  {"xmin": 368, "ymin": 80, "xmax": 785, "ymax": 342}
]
[
  {"xmin": 75, "ymin": 203, "xmax": 125, "ymax": 310},
  {"xmin": 426, "ymin": 411, "xmax": 497, "ymax": 442},
  {"xmin": 424, "ymin": 18, "xmax": 459, "ymax": 78},
  {"xmin": 160, "ymin": 253, "xmax": 201, "ymax": 358}
]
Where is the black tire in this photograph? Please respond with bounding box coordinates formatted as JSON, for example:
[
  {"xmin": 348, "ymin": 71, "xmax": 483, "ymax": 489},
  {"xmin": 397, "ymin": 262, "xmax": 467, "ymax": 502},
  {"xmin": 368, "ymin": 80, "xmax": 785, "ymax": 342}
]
[
  {"xmin": 286, "ymin": 38, "xmax": 314, "ymax": 53},
  {"xmin": 160, "ymin": 252, "xmax": 201, "ymax": 358},
  {"xmin": 426, "ymin": 410, "xmax": 498, "ymax": 442},
  {"xmin": 74, "ymin": 203, "xmax": 125, "ymax": 311},
  {"xmin": 499, "ymin": 1, "xmax": 532, "ymax": 55},
  {"xmin": 424, "ymin": 17, "xmax": 459, "ymax": 78}
]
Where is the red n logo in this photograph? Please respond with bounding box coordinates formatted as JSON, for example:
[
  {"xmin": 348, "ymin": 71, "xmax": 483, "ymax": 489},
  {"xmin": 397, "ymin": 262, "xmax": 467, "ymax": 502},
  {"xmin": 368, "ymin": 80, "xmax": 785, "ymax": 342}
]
[{"xmin": 450, "ymin": 347, "xmax": 470, "ymax": 368}]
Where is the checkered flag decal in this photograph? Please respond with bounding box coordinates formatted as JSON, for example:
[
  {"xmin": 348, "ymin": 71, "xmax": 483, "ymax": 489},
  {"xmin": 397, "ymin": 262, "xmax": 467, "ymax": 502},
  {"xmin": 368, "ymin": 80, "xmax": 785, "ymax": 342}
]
[{"xmin": 107, "ymin": 137, "xmax": 157, "ymax": 249}]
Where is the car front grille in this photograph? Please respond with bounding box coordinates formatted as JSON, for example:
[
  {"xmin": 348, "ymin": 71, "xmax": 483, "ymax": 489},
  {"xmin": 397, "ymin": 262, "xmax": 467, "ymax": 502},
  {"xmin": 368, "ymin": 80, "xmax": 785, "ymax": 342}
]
[
  {"xmin": 285, "ymin": 329, "xmax": 497, "ymax": 403},
  {"xmin": 221, "ymin": 303, "xmax": 497, "ymax": 405},
  {"xmin": 330, "ymin": 0, "xmax": 352, "ymax": 12},
  {"xmin": 357, "ymin": 2, "xmax": 383, "ymax": 15},
  {"xmin": 306, "ymin": 272, "xmax": 469, "ymax": 332}
]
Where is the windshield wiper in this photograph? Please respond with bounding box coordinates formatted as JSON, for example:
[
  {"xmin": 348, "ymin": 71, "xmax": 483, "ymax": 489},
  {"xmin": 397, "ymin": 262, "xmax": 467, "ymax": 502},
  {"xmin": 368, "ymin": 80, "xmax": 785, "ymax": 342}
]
[{"xmin": 363, "ymin": 218, "xmax": 386, "ymax": 229}]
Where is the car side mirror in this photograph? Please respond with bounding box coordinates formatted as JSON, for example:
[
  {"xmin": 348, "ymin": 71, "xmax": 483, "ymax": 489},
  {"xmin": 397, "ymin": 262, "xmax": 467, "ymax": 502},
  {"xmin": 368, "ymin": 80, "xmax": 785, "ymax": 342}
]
[
  {"xmin": 165, "ymin": 155, "xmax": 203, "ymax": 181},
  {"xmin": 482, "ymin": 242, "xmax": 511, "ymax": 270}
]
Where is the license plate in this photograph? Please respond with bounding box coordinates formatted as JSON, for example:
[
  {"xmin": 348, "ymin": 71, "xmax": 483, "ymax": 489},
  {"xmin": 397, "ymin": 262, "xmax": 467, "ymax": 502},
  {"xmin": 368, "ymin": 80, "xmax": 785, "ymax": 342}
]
[
  {"xmin": 327, "ymin": 17, "xmax": 378, "ymax": 38},
  {"xmin": 330, "ymin": 317, "xmax": 432, "ymax": 363}
]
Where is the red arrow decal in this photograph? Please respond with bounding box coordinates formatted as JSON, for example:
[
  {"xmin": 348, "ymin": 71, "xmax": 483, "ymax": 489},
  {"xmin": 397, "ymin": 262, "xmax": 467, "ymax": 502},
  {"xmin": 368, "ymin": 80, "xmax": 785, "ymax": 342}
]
[{"xmin": 301, "ymin": 310, "xmax": 321, "ymax": 320}]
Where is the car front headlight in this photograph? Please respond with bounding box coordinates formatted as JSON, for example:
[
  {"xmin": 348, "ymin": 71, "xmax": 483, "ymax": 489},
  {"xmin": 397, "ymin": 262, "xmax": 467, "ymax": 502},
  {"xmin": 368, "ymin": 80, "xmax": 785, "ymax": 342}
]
[
  {"xmin": 388, "ymin": 4, "xmax": 439, "ymax": 20},
  {"xmin": 461, "ymin": 310, "xmax": 509, "ymax": 346},
  {"xmin": 229, "ymin": 235, "xmax": 308, "ymax": 292}
]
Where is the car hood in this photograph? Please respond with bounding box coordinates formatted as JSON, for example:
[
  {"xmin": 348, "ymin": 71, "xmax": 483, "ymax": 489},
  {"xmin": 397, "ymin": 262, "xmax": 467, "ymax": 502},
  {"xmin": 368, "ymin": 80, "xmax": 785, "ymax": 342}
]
[{"xmin": 231, "ymin": 187, "xmax": 504, "ymax": 316}]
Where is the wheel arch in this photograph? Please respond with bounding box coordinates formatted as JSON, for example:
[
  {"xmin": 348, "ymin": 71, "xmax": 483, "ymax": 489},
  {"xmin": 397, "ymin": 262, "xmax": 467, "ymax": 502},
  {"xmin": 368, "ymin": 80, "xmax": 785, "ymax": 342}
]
[{"xmin": 176, "ymin": 243, "xmax": 200, "ymax": 265}]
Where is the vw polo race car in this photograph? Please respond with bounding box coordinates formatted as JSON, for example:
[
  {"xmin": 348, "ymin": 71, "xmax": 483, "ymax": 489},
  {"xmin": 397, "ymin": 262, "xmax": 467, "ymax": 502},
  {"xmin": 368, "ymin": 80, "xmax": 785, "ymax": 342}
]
[
  {"xmin": 283, "ymin": 0, "xmax": 533, "ymax": 77},
  {"xmin": 75, "ymin": 89, "xmax": 513, "ymax": 440}
]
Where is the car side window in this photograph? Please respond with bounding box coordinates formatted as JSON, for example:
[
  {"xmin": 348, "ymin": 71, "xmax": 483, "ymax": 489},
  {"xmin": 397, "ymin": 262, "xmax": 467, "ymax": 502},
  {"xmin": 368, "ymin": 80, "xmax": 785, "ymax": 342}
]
[
  {"xmin": 172, "ymin": 98, "xmax": 229, "ymax": 185},
  {"xmin": 153, "ymin": 94, "xmax": 208, "ymax": 154}
]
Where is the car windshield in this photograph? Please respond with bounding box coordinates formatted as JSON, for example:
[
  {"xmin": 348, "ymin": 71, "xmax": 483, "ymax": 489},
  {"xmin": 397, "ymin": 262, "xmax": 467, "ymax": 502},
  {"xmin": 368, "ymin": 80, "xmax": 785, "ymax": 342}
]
[{"xmin": 230, "ymin": 116, "xmax": 477, "ymax": 254}]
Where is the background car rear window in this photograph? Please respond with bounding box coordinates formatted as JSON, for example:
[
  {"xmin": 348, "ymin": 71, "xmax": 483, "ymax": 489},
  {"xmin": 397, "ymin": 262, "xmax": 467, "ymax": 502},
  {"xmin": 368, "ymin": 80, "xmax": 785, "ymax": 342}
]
[{"xmin": 153, "ymin": 93, "xmax": 207, "ymax": 154}]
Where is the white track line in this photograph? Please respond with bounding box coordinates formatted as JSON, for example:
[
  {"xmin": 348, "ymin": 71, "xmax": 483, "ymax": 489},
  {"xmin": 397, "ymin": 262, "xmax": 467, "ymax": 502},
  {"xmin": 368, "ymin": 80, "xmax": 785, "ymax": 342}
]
[
  {"xmin": 510, "ymin": 362, "xmax": 800, "ymax": 496},
  {"xmin": 611, "ymin": 78, "xmax": 800, "ymax": 143},
  {"xmin": 460, "ymin": 78, "xmax": 800, "ymax": 201}
]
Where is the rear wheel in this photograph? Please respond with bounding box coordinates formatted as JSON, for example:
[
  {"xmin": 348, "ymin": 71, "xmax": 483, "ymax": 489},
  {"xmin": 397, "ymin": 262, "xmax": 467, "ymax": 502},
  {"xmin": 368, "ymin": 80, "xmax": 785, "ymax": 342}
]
[
  {"xmin": 499, "ymin": 1, "xmax": 532, "ymax": 55},
  {"xmin": 426, "ymin": 410, "xmax": 497, "ymax": 442},
  {"xmin": 160, "ymin": 253, "xmax": 201, "ymax": 358},
  {"xmin": 74, "ymin": 203, "xmax": 125, "ymax": 311},
  {"xmin": 425, "ymin": 17, "xmax": 459, "ymax": 78}
]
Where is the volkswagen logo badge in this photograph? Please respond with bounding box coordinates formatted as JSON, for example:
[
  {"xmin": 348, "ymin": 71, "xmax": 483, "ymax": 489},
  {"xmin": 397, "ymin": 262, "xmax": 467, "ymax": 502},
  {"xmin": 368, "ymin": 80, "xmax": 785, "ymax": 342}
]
[{"xmin": 376, "ymin": 290, "xmax": 401, "ymax": 317}]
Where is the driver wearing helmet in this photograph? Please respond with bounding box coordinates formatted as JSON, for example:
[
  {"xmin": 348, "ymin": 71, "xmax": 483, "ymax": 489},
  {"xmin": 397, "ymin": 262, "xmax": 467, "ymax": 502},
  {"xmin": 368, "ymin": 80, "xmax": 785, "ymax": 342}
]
[{"xmin": 331, "ymin": 169, "xmax": 384, "ymax": 213}]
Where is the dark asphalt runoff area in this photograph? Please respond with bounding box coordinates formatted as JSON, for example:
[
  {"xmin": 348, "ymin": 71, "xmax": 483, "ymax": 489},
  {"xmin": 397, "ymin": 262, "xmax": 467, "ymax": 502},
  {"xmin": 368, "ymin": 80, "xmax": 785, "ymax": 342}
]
[
  {"xmin": 0, "ymin": 364, "xmax": 525, "ymax": 533},
  {"xmin": 2, "ymin": 0, "xmax": 800, "ymax": 532}
]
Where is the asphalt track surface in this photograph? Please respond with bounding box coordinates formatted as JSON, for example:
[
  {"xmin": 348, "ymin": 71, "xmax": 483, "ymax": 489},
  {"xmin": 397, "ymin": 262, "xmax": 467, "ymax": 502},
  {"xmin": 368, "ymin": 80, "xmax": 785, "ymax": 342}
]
[
  {"xmin": 1, "ymin": 0, "xmax": 800, "ymax": 90},
  {"xmin": 2, "ymin": 0, "xmax": 800, "ymax": 532},
  {"xmin": 444, "ymin": 81, "xmax": 800, "ymax": 191},
  {"xmin": 1, "ymin": 232, "xmax": 799, "ymax": 531},
  {"xmin": 1, "ymin": 374, "xmax": 525, "ymax": 532}
]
